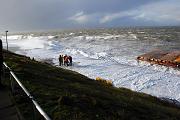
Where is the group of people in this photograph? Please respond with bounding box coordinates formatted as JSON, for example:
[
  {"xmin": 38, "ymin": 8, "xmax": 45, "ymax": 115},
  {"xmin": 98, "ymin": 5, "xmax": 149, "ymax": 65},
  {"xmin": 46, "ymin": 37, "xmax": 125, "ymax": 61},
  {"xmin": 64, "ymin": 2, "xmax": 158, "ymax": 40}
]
[{"xmin": 59, "ymin": 54, "xmax": 72, "ymax": 66}]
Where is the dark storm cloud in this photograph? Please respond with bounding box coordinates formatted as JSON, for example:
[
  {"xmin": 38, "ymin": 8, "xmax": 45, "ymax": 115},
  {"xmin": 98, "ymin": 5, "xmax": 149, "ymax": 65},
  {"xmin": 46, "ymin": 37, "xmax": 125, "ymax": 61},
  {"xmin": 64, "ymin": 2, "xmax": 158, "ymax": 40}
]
[{"xmin": 0, "ymin": 0, "xmax": 179, "ymax": 32}]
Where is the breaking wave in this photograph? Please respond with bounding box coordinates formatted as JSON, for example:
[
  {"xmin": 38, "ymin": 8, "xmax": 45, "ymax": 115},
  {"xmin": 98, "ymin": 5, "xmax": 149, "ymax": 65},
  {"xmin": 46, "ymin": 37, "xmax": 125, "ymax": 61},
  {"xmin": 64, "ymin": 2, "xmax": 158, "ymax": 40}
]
[{"xmin": 5, "ymin": 28, "xmax": 180, "ymax": 101}]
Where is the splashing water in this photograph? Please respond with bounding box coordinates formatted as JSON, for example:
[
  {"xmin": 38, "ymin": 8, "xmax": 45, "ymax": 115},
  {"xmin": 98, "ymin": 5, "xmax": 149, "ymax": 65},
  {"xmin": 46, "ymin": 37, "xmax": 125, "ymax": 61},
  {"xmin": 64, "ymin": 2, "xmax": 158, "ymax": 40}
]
[{"xmin": 3, "ymin": 27, "xmax": 180, "ymax": 101}]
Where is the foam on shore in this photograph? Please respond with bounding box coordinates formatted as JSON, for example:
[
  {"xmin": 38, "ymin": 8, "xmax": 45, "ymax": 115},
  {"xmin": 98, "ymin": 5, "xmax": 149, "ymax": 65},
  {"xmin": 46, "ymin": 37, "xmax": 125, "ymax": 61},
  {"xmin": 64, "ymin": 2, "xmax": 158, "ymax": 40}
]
[{"xmin": 5, "ymin": 32, "xmax": 180, "ymax": 101}]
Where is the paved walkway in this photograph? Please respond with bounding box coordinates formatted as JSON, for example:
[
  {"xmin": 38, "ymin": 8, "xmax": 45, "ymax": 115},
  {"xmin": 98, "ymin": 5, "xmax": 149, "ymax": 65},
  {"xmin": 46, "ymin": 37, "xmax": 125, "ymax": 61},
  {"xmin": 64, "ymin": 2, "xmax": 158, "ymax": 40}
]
[{"xmin": 0, "ymin": 86, "xmax": 19, "ymax": 120}]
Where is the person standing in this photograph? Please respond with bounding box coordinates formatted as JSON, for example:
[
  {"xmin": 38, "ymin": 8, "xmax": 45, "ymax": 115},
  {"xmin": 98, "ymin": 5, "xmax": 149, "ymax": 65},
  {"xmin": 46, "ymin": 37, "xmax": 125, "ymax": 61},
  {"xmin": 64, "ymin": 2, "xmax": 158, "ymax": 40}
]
[
  {"xmin": 59, "ymin": 55, "xmax": 62, "ymax": 66},
  {"xmin": 68, "ymin": 56, "xmax": 72, "ymax": 66},
  {"xmin": 0, "ymin": 39, "xmax": 3, "ymax": 86},
  {"xmin": 64, "ymin": 54, "xmax": 68, "ymax": 66},
  {"xmin": 61, "ymin": 55, "xmax": 64, "ymax": 66}
]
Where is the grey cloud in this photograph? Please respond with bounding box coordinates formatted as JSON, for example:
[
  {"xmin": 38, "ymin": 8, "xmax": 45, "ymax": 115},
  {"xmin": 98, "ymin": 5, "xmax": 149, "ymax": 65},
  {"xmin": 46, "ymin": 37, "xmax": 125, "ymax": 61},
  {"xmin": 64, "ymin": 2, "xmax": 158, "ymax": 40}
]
[
  {"xmin": 99, "ymin": 0, "xmax": 180, "ymax": 25},
  {"xmin": 0, "ymin": 0, "xmax": 177, "ymax": 32}
]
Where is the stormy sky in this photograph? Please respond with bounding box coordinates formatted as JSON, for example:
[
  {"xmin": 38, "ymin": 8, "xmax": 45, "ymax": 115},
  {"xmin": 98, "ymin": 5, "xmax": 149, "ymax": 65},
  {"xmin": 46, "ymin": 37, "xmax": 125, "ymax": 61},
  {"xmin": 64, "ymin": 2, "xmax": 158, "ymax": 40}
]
[{"xmin": 0, "ymin": 0, "xmax": 180, "ymax": 32}]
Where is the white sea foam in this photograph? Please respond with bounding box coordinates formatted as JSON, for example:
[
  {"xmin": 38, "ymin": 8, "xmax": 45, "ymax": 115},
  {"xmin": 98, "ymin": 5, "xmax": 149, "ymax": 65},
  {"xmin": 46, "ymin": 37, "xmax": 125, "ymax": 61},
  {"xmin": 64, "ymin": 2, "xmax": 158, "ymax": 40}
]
[
  {"xmin": 7, "ymin": 32, "xmax": 180, "ymax": 102},
  {"xmin": 4, "ymin": 35, "xmax": 23, "ymax": 40},
  {"xmin": 69, "ymin": 33, "xmax": 75, "ymax": 35},
  {"xmin": 48, "ymin": 36, "xmax": 55, "ymax": 39},
  {"xmin": 129, "ymin": 34, "xmax": 137, "ymax": 39},
  {"xmin": 3, "ymin": 35, "xmax": 55, "ymax": 50}
]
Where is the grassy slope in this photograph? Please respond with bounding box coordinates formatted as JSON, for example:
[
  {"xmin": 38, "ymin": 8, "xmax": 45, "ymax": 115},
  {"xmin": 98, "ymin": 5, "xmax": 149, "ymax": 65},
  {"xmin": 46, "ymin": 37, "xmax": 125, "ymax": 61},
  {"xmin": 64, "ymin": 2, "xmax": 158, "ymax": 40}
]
[{"xmin": 4, "ymin": 50, "xmax": 180, "ymax": 120}]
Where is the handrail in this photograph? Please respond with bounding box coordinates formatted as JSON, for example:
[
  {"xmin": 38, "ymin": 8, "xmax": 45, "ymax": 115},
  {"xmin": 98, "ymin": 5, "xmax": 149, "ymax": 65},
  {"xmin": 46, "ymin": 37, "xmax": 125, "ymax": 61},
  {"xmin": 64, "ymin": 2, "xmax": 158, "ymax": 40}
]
[{"xmin": 3, "ymin": 62, "xmax": 51, "ymax": 120}]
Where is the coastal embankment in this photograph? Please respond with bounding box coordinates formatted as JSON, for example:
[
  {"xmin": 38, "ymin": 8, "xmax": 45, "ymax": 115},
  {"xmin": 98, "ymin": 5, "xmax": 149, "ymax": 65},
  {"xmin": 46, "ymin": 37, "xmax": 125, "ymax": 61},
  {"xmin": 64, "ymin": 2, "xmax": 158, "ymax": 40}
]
[{"xmin": 3, "ymin": 50, "xmax": 180, "ymax": 120}]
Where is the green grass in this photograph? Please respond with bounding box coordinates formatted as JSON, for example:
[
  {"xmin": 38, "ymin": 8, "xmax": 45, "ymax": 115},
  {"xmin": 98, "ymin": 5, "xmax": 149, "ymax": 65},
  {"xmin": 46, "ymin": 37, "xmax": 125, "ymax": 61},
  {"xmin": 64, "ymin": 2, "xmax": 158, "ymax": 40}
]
[{"xmin": 3, "ymin": 50, "xmax": 180, "ymax": 120}]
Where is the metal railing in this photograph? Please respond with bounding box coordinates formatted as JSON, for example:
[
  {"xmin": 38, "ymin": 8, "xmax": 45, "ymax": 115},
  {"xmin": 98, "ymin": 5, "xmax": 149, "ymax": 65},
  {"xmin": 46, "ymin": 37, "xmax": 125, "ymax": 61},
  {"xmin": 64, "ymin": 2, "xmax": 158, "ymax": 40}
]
[{"xmin": 3, "ymin": 62, "xmax": 51, "ymax": 120}]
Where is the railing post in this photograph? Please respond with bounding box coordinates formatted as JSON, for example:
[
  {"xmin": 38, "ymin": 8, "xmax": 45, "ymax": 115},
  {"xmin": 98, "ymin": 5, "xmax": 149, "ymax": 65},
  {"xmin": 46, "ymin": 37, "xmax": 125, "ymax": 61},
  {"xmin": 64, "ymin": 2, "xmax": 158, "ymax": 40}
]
[
  {"xmin": 10, "ymin": 74, "xmax": 15, "ymax": 94},
  {"xmin": 29, "ymin": 95, "xmax": 37, "ymax": 120},
  {"xmin": 33, "ymin": 103, "xmax": 37, "ymax": 120},
  {"xmin": 5, "ymin": 31, "xmax": 8, "ymax": 51},
  {"xmin": 0, "ymin": 39, "xmax": 3, "ymax": 86}
]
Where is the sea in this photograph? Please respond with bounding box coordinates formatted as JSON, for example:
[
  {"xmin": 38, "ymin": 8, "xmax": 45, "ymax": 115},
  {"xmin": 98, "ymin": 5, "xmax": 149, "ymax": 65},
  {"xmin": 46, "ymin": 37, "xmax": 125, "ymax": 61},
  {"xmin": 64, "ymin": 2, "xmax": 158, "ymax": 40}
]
[{"xmin": 1, "ymin": 27, "xmax": 180, "ymax": 101}]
